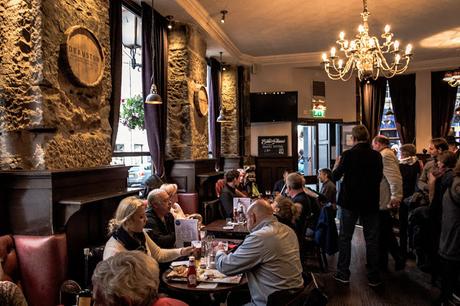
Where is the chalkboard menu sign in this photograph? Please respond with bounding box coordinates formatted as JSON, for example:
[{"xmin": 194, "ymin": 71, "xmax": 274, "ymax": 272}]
[{"xmin": 258, "ymin": 136, "xmax": 288, "ymax": 157}]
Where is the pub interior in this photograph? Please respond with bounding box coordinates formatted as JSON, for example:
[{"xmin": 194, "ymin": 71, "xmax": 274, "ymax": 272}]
[{"xmin": 1, "ymin": 0, "xmax": 460, "ymax": 305}]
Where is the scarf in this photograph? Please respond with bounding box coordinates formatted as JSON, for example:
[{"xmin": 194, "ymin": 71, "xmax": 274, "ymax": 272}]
[{"xmin": 112, "ymin": 226, "xmax": 147, "ymax": 253}]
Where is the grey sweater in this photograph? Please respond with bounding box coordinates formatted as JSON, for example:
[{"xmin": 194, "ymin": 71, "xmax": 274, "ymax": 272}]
[{"xmin": 439, "ymin": 176, "xmax": 460, "ymax": 261}]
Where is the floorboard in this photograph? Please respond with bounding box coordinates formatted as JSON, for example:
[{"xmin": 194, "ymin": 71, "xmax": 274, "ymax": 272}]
[{"xmin": 308, "ymin": 226, "xmax": 440, "ymax": 306}]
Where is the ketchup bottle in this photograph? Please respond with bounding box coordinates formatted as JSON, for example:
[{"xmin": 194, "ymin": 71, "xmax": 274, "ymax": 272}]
[{"xmin": 187, "ymin": 256, "xmax": 197, "ymax": 287}]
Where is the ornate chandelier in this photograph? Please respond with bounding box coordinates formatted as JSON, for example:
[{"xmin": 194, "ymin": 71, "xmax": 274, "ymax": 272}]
[
  {"xmin": 443, "ymin": 69, "xmax": 460, "ymax": 87},
  {"xmin": 321, "ymin": 0, "xmax": 413, "ymax": 81}
]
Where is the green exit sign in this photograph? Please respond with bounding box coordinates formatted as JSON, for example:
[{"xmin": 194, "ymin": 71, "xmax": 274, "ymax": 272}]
[{"xmin": 312, "ymin": 109, "xmax": 325, "ymax": 117}]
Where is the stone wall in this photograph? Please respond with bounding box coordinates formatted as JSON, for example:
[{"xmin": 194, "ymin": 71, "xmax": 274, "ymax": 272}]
[
  {"xmin": 0, "ymin": 0, "xmax": 111, "ymax": 170},
  {"xmin": 221, "ymin": 66, "xmax": 239, "ymax": 156},
  {"xmin": 167, "ymin": 24, "xmax": 208, "ymax": 160}
]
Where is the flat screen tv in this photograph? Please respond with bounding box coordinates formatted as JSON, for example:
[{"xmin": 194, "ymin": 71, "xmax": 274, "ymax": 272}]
[{"xmin": 250, "ymin": 91, "xmax": 298, "ymax": 122}]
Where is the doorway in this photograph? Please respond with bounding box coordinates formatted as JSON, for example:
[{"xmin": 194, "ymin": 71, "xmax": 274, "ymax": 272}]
[{"xmin": 297, "ymin": 121, "xmax": 340, "ymax": 189}]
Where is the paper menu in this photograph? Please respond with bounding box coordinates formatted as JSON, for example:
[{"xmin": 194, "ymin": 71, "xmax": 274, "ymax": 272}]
[
  {"xmin": 174, "ymin": 218, "xmax": 199, "ymax": 248},
  {"xmin": 232, "ymin": 197, "xmax": 251, "ymax": 214}
]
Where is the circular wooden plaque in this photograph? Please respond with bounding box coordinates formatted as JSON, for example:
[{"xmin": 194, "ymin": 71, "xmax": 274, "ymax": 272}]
[
  {"xmin": 64, "ymin": 26, "xmax": 105, "ymax": 87},
  {"xmin": 194, "ymin": 86, "xmax": 208, "ymax": 116}
]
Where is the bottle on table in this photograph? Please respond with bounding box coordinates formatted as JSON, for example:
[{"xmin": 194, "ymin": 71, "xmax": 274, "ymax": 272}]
[
  {"xmin": 77, "ymin": 248, "xmax": 92, "ymax": 306},
  {"xmin": 238, "ymin": 204, "xmax": 245, "ymax": 223},
  {"xmin": 187, "ymin": 256, "xmax": 198, "ymax": 287}
]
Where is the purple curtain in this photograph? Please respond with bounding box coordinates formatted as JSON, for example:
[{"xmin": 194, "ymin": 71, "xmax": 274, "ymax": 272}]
[
  {"xmin": 388, "ymin": 74, "xmax": 416, "ymax": 144},
  {"xmin": 109, "ymin": 0, "xmax": 123, "ymax": 150},
  {"xmin": 142, "ymin": 3, "xmax": 168, "ymax": 177},
  {"xmin": 359, "ymin": 78, "xmax": 387, "ymax": 139},
  {"xmin": 431, "ymin": 71, "xmax": 457, "ymax": 138},
  {"xmin": 209, "ymin": 58, "xmax": 221, "ymax": 161}
]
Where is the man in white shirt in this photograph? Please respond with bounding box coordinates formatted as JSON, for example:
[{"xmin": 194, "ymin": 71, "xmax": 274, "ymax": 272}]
[
  {"xmin": 372, "ymin": 135, "xmax": 404, "ymax": 270},
  {"xmin": 215, "ymin": 199, "xmax": 304, "ymax": 306}
]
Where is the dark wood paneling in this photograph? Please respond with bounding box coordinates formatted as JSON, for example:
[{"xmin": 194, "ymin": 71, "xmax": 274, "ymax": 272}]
[
  {"xmin": 255, "ymin": 157, "xmax": 295, "ymax": 194},
  {"xmin": 165, "ymin": 159, "xmax": 218, "ymax": 193}
]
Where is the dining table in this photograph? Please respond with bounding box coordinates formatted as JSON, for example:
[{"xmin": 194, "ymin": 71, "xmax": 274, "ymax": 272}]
[{"xmin": 203, "ymin": 219, "xmax": 249, "ymax": 239}]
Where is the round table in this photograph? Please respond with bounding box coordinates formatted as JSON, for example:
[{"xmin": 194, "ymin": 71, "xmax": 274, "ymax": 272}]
[{"xmin": 161, "ymin": 269, "xmax": 247, "ymax": 294}]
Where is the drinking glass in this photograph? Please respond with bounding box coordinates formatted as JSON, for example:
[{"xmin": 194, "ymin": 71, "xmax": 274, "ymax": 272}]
[{"xmin": 199, "ymin": 230, "xmax": 206, "ymax": 240}]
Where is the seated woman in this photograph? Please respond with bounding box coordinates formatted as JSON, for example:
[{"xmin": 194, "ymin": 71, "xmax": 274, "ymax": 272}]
[
  {"xmin": 160, "ymin": 183, "xmax": 202, "ymax": 224},
  {"xmin": 272, "ymin": 195, "xmax": 296, "ymax": 229},
  {"xmin": 103, "ymin": 196, "xmax": 192, "ymax": 261},
  {"xmin": 93, "ymin": 251, "xmax": 187, "ymax": 306}
]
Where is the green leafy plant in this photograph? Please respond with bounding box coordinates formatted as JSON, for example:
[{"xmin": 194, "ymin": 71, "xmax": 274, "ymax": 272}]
[{"xmin": 120, "ymin": 94, "xmax": 145, "ymax": 130}]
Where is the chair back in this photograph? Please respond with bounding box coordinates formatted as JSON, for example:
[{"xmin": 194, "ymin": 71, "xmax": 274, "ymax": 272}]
[
  {"xmin": 203, "ymin": 199, "xmax": 225, "ymax": 224},
  {"xmin": 215, "ymin": 179, "xmax": 226, "ymax": 197}
]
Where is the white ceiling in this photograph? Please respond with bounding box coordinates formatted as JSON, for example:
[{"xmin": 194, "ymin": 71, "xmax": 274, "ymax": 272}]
[{"xmin": 145, "ymin": 0, "xmax": 460, "ymax": 69}]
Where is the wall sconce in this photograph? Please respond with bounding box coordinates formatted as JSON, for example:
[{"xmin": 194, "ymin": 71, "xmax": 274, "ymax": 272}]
[
  {"xmin": 217, "ymin": 107, "xmax": 231, "ymax": 123},
  {"xmin": 220, "ymin": 10, "xmax": 228, "ymax": 24},
  {"xmin": 166, "ymin": 15, "xmax": 174, "ymax": 30}
]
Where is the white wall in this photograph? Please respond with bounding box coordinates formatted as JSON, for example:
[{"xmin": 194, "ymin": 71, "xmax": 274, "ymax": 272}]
[
  {"xmin": 415, "ymin": 70, "xmax": 432, "ymax": 152},
  {"xmin": 249, "ymin": 64, "xmax": 443, "ymax": 155},
  {"xmin": 250, "ymin": 65, "xmax": 356, "ymax": 121},
  {"xmin": 250, "ymin": 122, "xmax": 292, "ymax": 156}
]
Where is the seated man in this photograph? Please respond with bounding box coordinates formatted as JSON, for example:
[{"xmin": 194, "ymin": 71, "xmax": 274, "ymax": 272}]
[
  {"xmin": 215, "ymin": 199, "xmax": 304, "ymax": 306},
  {"xmin": 273, "ymin": 168, "xmax": 294, "ymax": 196},
  {"xmin": 145, "ymin": 189, "xmax": 176, "ymax": 248},
  {"xmin": 92, "ymin": 251, "xmax": 187, "ymax": 306},
  {"xmin": 219, "ymin": 169, "xmax": 243, "ymax": 218}
]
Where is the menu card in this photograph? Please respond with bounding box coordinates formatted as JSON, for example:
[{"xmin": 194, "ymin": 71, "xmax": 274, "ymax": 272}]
[
  {"xmin": 174, "ymin": 219, "xmax": 199, "ymax": 248},
  {"xmin": 233, "ymin": 197, "xmax": 251, "ymax": 214}
]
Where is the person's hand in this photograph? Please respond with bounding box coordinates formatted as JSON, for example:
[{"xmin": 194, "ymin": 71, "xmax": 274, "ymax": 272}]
[
  {"xmin": 388, "ymin": 198, "xmax": 401, "ymax": 209},
  {"xmin": 333, "ymin": 156, "xmax": 341, "ymax": 170},
  {"xmin": 216, "ymin": 242, "xmax": 226, "ymax": 253},
  {"xmin": 180, "ymin": 246, "xmax": 194, "ymax": 256},
  {"xmin": 428, "ymin": 172, "xmax": 437, "ymax": 185}
]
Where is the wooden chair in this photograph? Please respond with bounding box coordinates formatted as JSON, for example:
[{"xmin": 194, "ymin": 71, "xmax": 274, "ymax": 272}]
[
  {"xmin": 215, "ymin": 179, "xmax": 226, "ymax": 197},
  {"xmin": 203, "ymin": 199, "xmax": 225, "ymax": 225}
]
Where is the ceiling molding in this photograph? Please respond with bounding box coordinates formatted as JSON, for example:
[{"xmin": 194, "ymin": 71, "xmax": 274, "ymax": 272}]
[
  {"xmin": 407, "ymin": 57, "xmax": 460, "ymax": 72},
  {"xmin": 175, "ymin": 0, "xmax": 460, "ymax": 70},
  {"xmin": 175, "ymin": 0, "xmax": 245, "ymax": 62}
]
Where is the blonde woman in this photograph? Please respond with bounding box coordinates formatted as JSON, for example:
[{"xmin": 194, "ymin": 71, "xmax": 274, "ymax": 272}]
[
  {"xmin": 160, "ymin": 184, "xmax": 203, "ymax": 223},
  {"xmin": 103, "ymin": 196, "xmax": 192, "ymax": 261}
]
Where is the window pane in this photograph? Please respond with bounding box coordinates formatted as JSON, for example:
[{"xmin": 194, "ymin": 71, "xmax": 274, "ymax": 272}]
[
  {"xmin": 112, "ymin": 7, "xmax": 151, "ymax": 168},
  {"xmin": 450, "ymin": 87, "xmax": 460, "ymax": 141},
  {"xmin": 379, "ymin": 81, "xmax": 401, "ymax": 150}
]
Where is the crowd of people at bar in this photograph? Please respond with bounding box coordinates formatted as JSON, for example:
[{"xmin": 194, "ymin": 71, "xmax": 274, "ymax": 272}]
[
  {"xmin": 3, "ymin": 126, "xmax": 458, "ymax": 306},
  {"xmin": 90, "ymin": 124, "xmax": 459, "ymax": 306}
]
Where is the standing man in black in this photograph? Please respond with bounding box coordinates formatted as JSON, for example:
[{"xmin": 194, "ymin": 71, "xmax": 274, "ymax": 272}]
[{"xmin": 332, "ymin": 125, "xmax": 383, "ymax": 286}]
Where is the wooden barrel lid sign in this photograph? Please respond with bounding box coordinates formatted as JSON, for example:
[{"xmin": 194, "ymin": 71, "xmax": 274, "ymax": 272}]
[{"xmin": 64, "ymin": 26, "xmax": 104, "ymax": 87}]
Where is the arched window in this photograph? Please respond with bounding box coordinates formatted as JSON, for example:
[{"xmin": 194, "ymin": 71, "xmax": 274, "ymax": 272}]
[
  {"xmin": 449, "ymin": 87, "xmax": 460, "ymax": 141},
  {"xmin": 379, "ymin": 81, "xmax": 401, "ymax": 148},
  {"xmin": 112, "ymin": 5, "xmax": 151, "ymax": 188}
]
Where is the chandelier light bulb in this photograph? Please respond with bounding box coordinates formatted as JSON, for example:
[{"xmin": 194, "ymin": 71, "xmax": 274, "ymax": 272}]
[
  {"xmin": 322, "ymin": 53, "xmax": 328, "ymax": 62},
  {"xmin": 220, "ymin": 10, "xmax": 228, "ymax": 24},
  {"xmin": 394, "ymin": 40, "xmax": 400, "ymax": 51},
  {"xmin": 384, "ymin": 24, "xmax": 391, "ymax": 34},
  {"xmin": 330, "ymin": 47, "xmax": 336, "ymax": 57},
  {"xmin": 338, "ymin": 59, "xmax": 344, "ymax": 69},
  {"xmin": 344, "ymin": 40, "xmax": 349, "ymax": 49},
  {"xmin": 339, "ymin": 31, "xmax": 345, "ymax": 40},
  {"xmin": 369, "ymin": 38, "xmax": 375, "ymax": 48},
  {"xmin": 358, "ymin": 24, "xmax": 365, "ymax": 33},
  {"xmin": 405, "ymin": 44, "xmax": 412, "ymax": 55},
  {"xmin": 395, "ymin": 54, "xmax": 401, "ymax": 64}
]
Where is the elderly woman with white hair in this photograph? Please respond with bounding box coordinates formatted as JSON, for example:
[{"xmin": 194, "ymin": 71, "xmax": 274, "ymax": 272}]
[
  {"xmin": 160, "ymin": 183, "xmax": 202, "ymax": 223},
  {"xmin": 102, "ymin": 196, "xmax": 192, "ymax": 261},
  {"xmin": 92, "ymin": 251, "xmax": 187, "ymax": 306}
]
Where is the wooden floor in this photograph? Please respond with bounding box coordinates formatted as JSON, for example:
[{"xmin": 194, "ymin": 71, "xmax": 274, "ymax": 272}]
[{"xmin": 307, "ymin": 226, "xmax": 440, "ymax": 306}]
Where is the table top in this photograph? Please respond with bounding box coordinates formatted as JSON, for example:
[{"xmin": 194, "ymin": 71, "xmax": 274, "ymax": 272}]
[
  {"xmin": 204, "ymin": 219, "xmax": 249, "ymax": 235},
  {"xmin": 161, "ymin": 268, "xmax": 247, "ymax": 294}
]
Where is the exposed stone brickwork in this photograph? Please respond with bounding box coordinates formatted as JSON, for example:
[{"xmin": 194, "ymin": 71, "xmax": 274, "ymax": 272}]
[
  {"xmin": 167, "ymin": 24, "xmax": 208, "ymax": 160},
  {"xmin": 221, "ymin": 66, "xmax": 239, "ymax": 156},
  {"xmin": 0, "ymin": 0, "xmax": 111, "ymax": 170}
]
